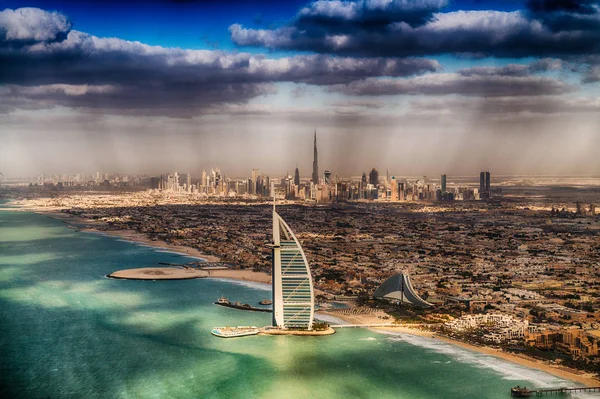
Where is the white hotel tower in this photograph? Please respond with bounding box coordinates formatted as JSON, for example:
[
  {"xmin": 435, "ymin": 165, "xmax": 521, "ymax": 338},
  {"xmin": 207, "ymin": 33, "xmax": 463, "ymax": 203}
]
[{"xmin": 270, "ymin": 204, "xmax": 315, "ymax": 330}]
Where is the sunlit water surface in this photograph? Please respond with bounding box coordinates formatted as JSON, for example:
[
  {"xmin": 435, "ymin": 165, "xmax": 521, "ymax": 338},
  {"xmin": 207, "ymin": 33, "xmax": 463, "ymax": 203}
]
[{"xmin": 0, "ymin": 210, "xmax": 587, "ymax": 398}]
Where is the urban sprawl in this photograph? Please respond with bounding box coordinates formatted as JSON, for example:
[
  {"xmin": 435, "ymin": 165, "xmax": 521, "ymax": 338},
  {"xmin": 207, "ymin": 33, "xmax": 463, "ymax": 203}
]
[{"xmin": 3, "ymin": 133, "xmax": 599, "ymax": 376}]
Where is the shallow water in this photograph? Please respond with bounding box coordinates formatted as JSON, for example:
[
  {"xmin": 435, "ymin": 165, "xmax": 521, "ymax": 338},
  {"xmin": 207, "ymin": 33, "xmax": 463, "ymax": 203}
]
[{"xmin": 0, "ymin": 210, "xmax": 585, "ymax": 398}]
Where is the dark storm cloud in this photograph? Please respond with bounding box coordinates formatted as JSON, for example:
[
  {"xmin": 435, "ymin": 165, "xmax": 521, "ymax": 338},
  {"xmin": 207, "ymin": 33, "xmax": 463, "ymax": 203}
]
[
  {"xmin": 295, "ymin": 0, "xmax": 447, "ymax": 31},
  {"xmin": 230, "ymin": 1, "xmax": 600, "ymax": 59},
  {"xmin": 1, "ymin": 83, "xmax": 278, "ymax": 118},
  {"xmin": 0, "ymin": 7, "xmax": 440, "ymax": 116},
  {"xmin": 328, "ymin": 72, "xmax": 575, "ymax": 97},
  {"xmin": 526, "ymin": 0, "xmax": 600, "ymax": 32},
  {"xmin": 0, "ymin": 29, "xmax": 439, "ymax": 86},
  {"xmin": 456, "ymin": 59, "xmax": 563, "ymax": 77},
  {"xmin": 526, "ymin": 0, "xmax": 597, "ymax": 14},
  {"xmin": 582, "ymin": 65, "xmax": 600, "ymax": 82}
]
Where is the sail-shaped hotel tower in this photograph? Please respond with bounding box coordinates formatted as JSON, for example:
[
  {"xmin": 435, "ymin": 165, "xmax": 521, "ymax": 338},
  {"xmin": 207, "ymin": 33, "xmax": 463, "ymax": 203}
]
[{"xmin": 270, "ymin": 205, "xmax": 315, "ymax": 330}]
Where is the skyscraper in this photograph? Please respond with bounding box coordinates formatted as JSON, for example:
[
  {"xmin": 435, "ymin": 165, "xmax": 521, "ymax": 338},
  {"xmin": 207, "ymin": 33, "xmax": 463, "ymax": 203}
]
[
  {"xmin": 312, "ymin": 129, "xmax": 319, "ymax": 185},
  {"xmin": 294, "ymin": 167, "xmax": 300, "ymax": 186},
  {"xmin": 270, "ymin": 204, "xmax": 315, "ymax": 330},
  {"xmin": 369, "ymin": 168, "xmax": 379, "ymax": 186},
  {"xmin": 390, "ymin": 176, "xmax": 398, "ymax": 201},
  {"xmin": 324, "ymin": 170, "xmax": 331, "ymax": 185},
  {"xmin": 480, "ymin": 171, "xmax": 491, "ymax": 199},
  {"xmin": 480, "ymin": 172, "xmax": 485, "ymax": 195},
  {"xmin": 441, "ymin": 174, "xmax": 447, "ymax": 193}
]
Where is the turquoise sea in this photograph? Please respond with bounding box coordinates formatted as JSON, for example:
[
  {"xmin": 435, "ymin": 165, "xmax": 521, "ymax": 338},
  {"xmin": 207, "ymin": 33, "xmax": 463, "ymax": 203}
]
[{"xmin": 0, "ymin": 210, "xmax": 588, "ymax": 398}]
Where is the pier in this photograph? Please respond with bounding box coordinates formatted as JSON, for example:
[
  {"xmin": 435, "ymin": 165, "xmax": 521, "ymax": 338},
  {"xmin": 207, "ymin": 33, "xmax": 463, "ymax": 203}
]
[{"xmin": 511, "ymin": 385, "xmax": 600, "ymax": 397}]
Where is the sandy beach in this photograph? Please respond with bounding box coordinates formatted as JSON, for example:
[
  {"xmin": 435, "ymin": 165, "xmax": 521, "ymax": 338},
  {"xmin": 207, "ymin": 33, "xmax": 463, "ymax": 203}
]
[
  {"xmin": 81, "ymin": 227, "xmax": 223, "ymax": 263},
  {"xmin": 13, "ymin": 207, "xmax": 273, "ymax": 284},
  {"xmin": 11, "ymin": 206, "xmax": 600, "ymax": 387},
  {"xmin": 326, "ymin": 310, "xmax": 600, "ymax": 387},
  {"xmin": 435, "ymin": 335, "xmax": 600, "ymax": 388},
  {"xmin": 28, "ymin": 208, "xmax": 222, "ymax": 262}
]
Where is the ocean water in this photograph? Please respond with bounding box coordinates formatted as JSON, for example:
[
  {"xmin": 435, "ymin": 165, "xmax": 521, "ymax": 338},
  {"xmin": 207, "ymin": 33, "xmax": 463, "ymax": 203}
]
[{"xmin": 0, "ymin": 210, "xmax": 587, "ymax": 399}]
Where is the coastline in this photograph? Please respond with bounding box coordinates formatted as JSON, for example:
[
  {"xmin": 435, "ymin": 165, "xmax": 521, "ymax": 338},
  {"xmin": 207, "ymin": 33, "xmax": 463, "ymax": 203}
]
[
  {"xmin": 30, "ymin": 208, "xmax": 222, "ymax": 262},
  {"xmin": 35, "ymin": 208, "xmax": 273, "ymax": 284},
  {"xmin": 12, "ymin": 206, "xmax": 600, "ymax": 387},
  {"xmin": 80, "ymin": 227, "xmax": 223, "ymax": 263},
  {"xmin": 434, "ymin": 335, "xmax": 600, "ymax": 388},
  {"xmin": 326, "ymin": 310, "xmax": 600, "ymax": 387}
]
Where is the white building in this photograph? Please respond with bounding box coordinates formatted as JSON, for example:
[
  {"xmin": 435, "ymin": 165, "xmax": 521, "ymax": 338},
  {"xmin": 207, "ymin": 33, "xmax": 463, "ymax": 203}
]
[{"xmin": 270, "ymin": 204, "xmax": 315, "ymax": 329}]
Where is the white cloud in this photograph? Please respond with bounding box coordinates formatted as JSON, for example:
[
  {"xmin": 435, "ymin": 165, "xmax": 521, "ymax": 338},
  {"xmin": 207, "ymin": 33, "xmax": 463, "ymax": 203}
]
[{"xmin": 0, "ymin": 7, "xmax": 70, "ymax": 44}]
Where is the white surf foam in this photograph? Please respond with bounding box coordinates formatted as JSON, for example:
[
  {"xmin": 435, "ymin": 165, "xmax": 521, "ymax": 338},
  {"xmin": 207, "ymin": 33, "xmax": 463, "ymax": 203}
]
[
  {"xmin": 209, "ymin": 278, "xmax": 272, "ymax": 292},
  {"xmin": 382, "ymin": 332, "xmax": 575, "ymax": 388},
  {"xmin": 314, "ymin": 313, "xmax": 347, "ymax": 325},
  {"xmin": 149, "ymin": 249, "xmax": 207, "ymax": 261}
]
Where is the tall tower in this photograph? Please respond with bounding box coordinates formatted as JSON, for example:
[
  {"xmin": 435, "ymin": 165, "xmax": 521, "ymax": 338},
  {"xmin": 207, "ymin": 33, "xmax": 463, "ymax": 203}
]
[
  {"xmin": 480, "ymin": 172, "xmax": 485, "ymax": 194},
  {"xmin": 294, "ymin": 167, "xmax": 300, "ymax": 186},
  {"xmin": 270, "ymin": 203, "xmax": 315, "ymax": 329},
  {"xmin": 391, "ymin": 176, "xmax": 398, "ymax": 201},
  {"xmin": 324, "ymin": 170, "xmax": 331, "ymax": 185},
  {"xmin": 312, "ymin": 129, "xmax": 319, "ymax": 185},
  {"xmin": 369, "ymin": 168, "xmax": 379, "ymax": 186},
  {"xmin": 441, "ymin": 174, "xmax": 447, "ymax": 193}
]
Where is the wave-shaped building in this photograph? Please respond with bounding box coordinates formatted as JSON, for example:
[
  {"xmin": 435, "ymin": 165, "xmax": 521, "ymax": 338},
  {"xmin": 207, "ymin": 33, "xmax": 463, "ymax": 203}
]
[
  {"xmin": 270, "ymin": 205, "xmax": 315, "ymax": 330},
  {"xmin": 373, "ymin": 273, "xmax": 433, "ymax": 308}
]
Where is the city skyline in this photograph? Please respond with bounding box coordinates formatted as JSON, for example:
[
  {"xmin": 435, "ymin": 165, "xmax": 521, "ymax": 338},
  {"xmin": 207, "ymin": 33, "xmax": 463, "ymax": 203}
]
[{"xmin": 1, "ymin": 1, "xmax": 600, "ymax": 176}]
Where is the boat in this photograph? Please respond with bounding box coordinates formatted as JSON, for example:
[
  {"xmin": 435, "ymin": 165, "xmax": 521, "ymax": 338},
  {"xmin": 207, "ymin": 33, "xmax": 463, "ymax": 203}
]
[
  {"xmin": 214, "ymin": 297, "xmax": 272, "ymax": 312},
  {"xmin": 510, "ymin": 386, "xmax": 531, "ymax": 397},
  {"xmin": 217, "ymin": 296, "xmax": 229, "ymax": 304},
  {"xmin": 259, "ymin": 299, "xmax": 272, "ymax": 305},
  {"xmin": 211, "ymin": 326, "xmax": 260, "ymax": 338}
]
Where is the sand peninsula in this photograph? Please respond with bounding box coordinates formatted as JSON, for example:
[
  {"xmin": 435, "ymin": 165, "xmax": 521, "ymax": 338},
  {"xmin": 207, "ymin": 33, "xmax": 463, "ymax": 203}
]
[
  {"xmin": 108, "ymin": 267, "xmax": 208, "ymax": 280},
  {"xmin": 107, "ymin": 266, "xmax": 272, "ymax": 283}
]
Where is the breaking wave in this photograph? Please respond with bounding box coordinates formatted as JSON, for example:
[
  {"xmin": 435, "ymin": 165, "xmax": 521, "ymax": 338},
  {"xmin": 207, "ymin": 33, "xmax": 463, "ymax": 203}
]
[
  {"xmin": 382, "ymin": 332, "xmax": 577, "ymax": 389},
  {"xmin": 209, "ymin": 278, "xmax": 271, "ymax": 292}
]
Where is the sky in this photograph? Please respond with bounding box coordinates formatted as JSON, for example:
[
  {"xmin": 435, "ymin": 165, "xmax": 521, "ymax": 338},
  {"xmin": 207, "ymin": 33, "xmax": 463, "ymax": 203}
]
[{"xmin": 1, "ymin": 0, "xmax": 599, "ymax": 178}]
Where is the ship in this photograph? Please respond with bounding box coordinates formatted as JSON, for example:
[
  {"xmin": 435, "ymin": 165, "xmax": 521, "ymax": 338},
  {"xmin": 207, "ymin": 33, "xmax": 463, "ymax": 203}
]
[
  {"xmin": 214, "ymin": 296, "xmax": 272, "ymax": 313},
  {"xmin": 510, "ymin": 386, "xmax": 530, "ymax": 397},
  {"xmin": 211, "ymin": 326, "xmax": 260, "ymax": 338},
  {"xmin": 259, "ymin": 299, "xmax": 272, "ymax": 305}
]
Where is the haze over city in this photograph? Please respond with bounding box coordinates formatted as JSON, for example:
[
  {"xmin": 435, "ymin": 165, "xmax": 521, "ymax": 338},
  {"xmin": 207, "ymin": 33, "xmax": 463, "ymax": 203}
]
[{"xmin": 1, "ymin": 0, "xmax": 600, "ymax": 177}]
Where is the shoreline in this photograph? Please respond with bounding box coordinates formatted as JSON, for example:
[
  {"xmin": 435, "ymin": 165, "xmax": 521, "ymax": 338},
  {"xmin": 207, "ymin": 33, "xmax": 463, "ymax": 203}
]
[
  {"xmin": 81, "ymin": 227, "xmax": 223, "ymax": 263},
  {"xmin": 36, "ymin": 208, "xmax": 273, "ymax": 284},
  {"xmin": 434, "ymin": 335, "xmax": 600, "ymax": 388},
  {"xmin": 11, "ymin": 206, "xmax": 600, "ymax": 387},
  {"xmin": 325, "ymin": 310, "xmax": 600, "ymax": 387},
  {"xmin": 33, "ymin": 208, "xmax": 222, "ymax": 263}
]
